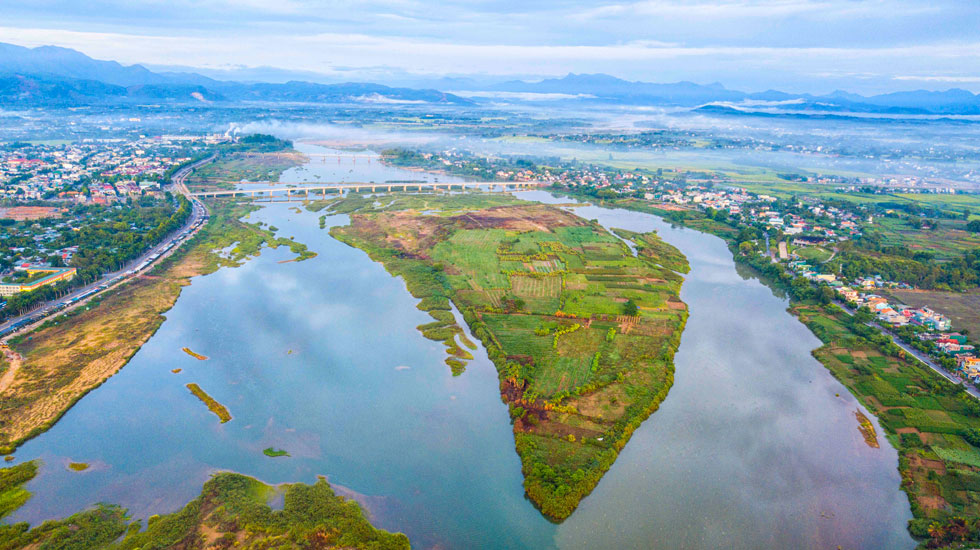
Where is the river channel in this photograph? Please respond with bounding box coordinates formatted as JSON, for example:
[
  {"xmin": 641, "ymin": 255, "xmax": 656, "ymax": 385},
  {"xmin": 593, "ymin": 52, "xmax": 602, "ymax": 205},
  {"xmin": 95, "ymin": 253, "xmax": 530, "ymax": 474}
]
[{"xmin": 6, "ymin": 144, "xmax": 914, "ymax": 549}]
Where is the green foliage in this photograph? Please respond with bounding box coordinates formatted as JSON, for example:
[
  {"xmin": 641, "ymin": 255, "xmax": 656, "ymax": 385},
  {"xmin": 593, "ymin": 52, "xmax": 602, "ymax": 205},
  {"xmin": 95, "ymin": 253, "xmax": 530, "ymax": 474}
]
[
  {"xmin": 262, "ymin": 447, "xmax": 289, "ymax": 458},
  {"xmin": 0, "ymin": 461, "xmax": 37, "ymax": 521},
  {"xmin": 0, "ymin": 470, "xmax": 409, "ymax": 550},
  {"xmin": 186, "ymin": 383, "xmax": 231, "ymax": 423}
]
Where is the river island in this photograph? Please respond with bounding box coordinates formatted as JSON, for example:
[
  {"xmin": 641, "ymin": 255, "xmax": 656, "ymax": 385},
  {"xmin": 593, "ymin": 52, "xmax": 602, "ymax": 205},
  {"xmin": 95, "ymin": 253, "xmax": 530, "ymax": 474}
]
[{"xmin": 326, "ymin": 193, "xmax": 689, "ymax": 519}]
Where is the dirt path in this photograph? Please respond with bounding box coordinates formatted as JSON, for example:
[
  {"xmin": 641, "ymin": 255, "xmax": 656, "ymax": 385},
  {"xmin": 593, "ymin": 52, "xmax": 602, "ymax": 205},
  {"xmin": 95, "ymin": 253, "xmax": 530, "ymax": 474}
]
[{"xmin": 0, "ymin": 345, "xmax": 23, "ymax": 392}]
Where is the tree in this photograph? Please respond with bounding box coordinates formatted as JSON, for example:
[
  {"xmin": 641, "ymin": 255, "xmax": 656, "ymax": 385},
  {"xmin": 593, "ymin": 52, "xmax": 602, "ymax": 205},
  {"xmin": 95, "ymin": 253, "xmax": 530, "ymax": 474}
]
[
  {"xmin": 623, "ymin": 299, "xmax": 639, "ymax": 316},
  {"xmin": 967, "ymin": 219, "xmax": 980, "ymax": 233},
  {"xmin": 818, "ymin": 285, "xmax": 835, "ymax": 305}
]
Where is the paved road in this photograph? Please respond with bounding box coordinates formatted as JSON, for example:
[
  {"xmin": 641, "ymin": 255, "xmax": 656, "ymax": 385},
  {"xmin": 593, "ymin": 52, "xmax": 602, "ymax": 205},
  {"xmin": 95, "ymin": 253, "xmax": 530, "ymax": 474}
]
[
  {"xmin": 0, "ymin": 155, "xmax": 213, "ymax": 340},
  {"xmin": 836, "ymin": 300, "xmax": 980, "ymax": 400}
]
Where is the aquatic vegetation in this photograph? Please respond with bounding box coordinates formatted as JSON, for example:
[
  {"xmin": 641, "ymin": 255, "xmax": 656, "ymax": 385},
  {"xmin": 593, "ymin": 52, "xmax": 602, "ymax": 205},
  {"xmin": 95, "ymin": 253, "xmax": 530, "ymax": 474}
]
[
  {"xmin": 0, "ymin": 468, "xmax": 408, "ymax": 549},
  {"xmin": 0, "ymin": 461, "xmax": 36, "ymax": 520},
  {"xmin": 332, "ymin": 195, "xmax": 688, "ymax": 520},
  {"xmin": 854, "ymin": 410, "xmax": 879, "ymax": 448},
  {"xmin": 186, "ymin": 383, "xmax": 232, "ymax": 423},
  {"xmin": 263, "ymin": 447, "xmax": 289, "ymax": 457},
  {"xmin": 181, "ymin": 347, "xmax": 208, "ymax": 360}
]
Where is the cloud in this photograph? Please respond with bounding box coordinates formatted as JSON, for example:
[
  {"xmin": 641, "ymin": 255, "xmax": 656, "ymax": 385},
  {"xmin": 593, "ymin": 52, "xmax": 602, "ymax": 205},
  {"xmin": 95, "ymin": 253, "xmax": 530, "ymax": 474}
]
[
  {"xmin": 0, "ymin": 0, "xmax": 977, "ymax": 93},
  {"xmin": 893, "ymin": 75, "xmax": 980, "ymax": 83},
  {"xmin": 570, "ymin": 0, "xmax": 939, "ymax": 21}
]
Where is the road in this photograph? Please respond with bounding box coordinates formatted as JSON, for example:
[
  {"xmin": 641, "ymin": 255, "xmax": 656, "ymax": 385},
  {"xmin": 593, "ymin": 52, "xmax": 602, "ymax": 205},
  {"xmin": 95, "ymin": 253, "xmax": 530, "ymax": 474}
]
[
  {"xmin": 0, "ymin": 155, "xmax": 214, "ymax": 341},
  {"xmin": 836, "ymin": 300, "xmax": 980, "ymax": 400}
]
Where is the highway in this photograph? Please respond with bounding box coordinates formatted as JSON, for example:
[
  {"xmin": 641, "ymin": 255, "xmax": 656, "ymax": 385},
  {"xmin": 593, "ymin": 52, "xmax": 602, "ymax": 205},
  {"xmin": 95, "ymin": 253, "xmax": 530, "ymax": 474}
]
[{"xmin": 0, "ymin": 155, "xmax": 214, "ymax": 341}]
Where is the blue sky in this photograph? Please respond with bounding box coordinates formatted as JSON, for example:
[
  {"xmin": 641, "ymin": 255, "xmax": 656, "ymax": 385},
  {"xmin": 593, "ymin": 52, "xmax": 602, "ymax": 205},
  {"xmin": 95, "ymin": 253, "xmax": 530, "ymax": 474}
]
[{"xmin": 1, "ymin": 0, "xmax": 979, "ymax": 93}]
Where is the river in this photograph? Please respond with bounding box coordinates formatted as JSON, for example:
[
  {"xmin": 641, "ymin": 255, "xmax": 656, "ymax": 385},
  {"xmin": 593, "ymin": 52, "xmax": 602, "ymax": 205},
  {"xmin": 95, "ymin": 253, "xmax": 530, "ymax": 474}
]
[{"xmin": 5, "ymin": 144, "xmax": 914, "ymax": 549}]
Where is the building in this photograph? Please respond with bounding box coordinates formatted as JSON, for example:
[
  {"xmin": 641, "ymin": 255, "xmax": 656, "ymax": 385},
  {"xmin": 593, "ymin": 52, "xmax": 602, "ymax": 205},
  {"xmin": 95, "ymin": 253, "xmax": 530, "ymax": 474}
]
[{"xmin": 0, "ymin": 267, "xmax": 77, "ymax": 296}]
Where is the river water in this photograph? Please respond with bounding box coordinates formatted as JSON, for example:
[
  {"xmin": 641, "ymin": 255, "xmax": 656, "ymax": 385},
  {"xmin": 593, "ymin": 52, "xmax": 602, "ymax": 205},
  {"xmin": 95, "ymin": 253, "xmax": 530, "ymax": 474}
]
[{"xmin": 5, "ymin": 145, "xmax": 914, "ymax": 549}]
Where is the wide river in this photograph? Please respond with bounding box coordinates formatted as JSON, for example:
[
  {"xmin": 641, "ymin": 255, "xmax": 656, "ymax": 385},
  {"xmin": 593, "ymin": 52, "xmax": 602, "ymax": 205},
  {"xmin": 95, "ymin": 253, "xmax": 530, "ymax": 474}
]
[{"xmin": 6, "ymin": 144, "xmax": 914, "ymax": 549}]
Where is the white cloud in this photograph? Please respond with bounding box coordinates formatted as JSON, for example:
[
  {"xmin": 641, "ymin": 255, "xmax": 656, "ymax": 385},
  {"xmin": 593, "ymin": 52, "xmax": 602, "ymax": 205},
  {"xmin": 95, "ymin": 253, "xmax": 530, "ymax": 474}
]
[
  {"xmin": 893, "ymin": 75, "xmax": 980, "ymax": 83},
  {"xmin": 1, "ymin": 22, "xmax": 978, "ymax": 92}
]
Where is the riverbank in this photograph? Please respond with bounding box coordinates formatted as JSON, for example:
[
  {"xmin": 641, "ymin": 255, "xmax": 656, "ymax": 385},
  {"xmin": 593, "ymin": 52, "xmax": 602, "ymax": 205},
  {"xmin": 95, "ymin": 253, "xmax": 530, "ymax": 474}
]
[
  {"xmin": 327, "ymin": 193, "xmax": 689, "ymax": 520},
  {"xmin": 0, "ymin": 461, "xmax": 408, "ymax": 548},
  {"xmin": 0, "ymin": 200, "xmax": 313, "ymax": 454},
  {"xmin": 563, "ymin": 189, "xmax": 980, "ymax": 547}
]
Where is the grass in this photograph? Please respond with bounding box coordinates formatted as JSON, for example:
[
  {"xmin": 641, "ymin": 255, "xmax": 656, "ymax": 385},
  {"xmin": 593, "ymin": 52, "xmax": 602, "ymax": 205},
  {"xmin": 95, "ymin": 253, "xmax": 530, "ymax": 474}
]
[
  {"xmin": 186, "ymin": 383, "xmax": 231, "ymax": 423},
  {"xmin": 330, "ymin": 193, "xmax": 688, "ymax": 520},
  {"xmin": 0, "ymin": 466, "xmax": 409, "ymax": 549},
  {"xmin": 263, "ymin": 447, "xmax": 289, "ymax": 457},
  {"xmin": 0, "ymin": 461, "xmax": 36, "ymax": 520}
]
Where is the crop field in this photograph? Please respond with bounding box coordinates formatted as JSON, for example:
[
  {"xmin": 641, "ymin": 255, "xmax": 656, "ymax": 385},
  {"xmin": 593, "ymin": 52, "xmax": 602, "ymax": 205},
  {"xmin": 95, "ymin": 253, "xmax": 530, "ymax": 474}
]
[
  {"xmin": 329, "ymin": 193, "xmax": 689, "ymax": 520},
  {"xmin": 794, "ymin": 303, "xmax": 980, "ymax": 540},
  {"xmin": 873, "ymin": 216, "xmax": 980, "ymax": 259}
]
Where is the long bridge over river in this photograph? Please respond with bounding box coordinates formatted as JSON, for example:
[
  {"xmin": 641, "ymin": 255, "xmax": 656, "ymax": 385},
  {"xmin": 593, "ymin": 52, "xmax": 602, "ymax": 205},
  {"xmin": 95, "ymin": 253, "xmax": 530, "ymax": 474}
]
[{"xmin": 190, "ymin": 180, "xmax": 548, "ymax": 199}]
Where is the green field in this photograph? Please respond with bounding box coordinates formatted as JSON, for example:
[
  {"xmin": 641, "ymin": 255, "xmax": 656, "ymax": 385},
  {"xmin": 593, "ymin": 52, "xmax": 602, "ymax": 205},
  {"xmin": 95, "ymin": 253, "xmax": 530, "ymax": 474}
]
[
  {"xmin": 795, "ymin": 304, "xmax": 980, "ymax": 547},
  {"xmin": 329, "ymin": 193, "xmax": 688, "ymax": 520}
]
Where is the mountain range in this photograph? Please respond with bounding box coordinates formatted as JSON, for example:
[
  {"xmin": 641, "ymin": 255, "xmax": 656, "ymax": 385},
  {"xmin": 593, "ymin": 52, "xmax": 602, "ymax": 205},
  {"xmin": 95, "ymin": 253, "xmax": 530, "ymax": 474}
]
[
  {"xmin": 0, "ymin": 43, "xmax": 470, "ymax": 106},
  {"xmin": 2, "ymin": 42, "xmax": 980, "ymax": 115}
]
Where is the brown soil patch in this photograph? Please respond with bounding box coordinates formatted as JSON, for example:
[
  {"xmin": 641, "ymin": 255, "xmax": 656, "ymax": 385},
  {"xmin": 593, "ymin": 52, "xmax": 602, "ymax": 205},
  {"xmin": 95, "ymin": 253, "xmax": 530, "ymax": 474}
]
[
  {"xmin": 453, "ymin": 205, "xmax": 583, "ymax": 232},
  {"xmin": 909, "ymin": 454, "xmax": 948, "ymax": 475},
  {"xmin": 917, "ymin": 494, "xmax": 950, "ymax": 512},
  {"xmin": 0, "ymin": 347, "xmax": 24, "ymax": 393}
]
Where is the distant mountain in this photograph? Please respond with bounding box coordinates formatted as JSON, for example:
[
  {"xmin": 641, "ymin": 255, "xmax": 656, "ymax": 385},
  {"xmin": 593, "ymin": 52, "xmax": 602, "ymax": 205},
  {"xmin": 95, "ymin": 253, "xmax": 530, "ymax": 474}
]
[
  {"xmin": 0, "ymin": 43, "xmax": 172, "ymax": 87},
  {"xmin": 212, "ymin": 81, "xmax": 465, "ymax": 104},
  {"xmin": 3, "ymin": 42, "xmax": 980, "ymax": 114},
  {"xmin": 470, "ymin": 72, "xmax": 980, "ymax": 115},
  {"xmin": 0, "ymin": 42, "xmax": 471, "ymax": 106},
  {"xmin": 488, "ymin": 73, "xmax": 746, "ymax": 105},
  {"xmin": 0, "ymin": 74, "xmax": 226, "ymax": 105}
]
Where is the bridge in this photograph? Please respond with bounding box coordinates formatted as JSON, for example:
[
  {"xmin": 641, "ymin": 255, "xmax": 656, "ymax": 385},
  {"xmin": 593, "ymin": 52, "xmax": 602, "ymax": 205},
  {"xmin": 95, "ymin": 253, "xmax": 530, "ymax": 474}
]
[{"xmin": 190, "ymin": 180, "xmax": 549, "ymax": 199}]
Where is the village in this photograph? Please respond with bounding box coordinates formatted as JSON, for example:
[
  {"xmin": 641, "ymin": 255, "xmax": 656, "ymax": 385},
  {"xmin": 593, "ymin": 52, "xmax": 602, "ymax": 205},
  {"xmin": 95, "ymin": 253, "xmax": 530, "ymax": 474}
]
[{"xmin": 0, "ymin": 134, "xmax": 225, "ymax": 202}]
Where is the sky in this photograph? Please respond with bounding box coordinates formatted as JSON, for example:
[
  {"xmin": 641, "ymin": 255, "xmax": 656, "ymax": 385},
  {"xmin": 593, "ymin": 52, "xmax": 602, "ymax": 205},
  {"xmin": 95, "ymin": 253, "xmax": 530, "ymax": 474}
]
[{"xmin": 1, "ymin": 0, "xmax": 980, "ymax": 94}]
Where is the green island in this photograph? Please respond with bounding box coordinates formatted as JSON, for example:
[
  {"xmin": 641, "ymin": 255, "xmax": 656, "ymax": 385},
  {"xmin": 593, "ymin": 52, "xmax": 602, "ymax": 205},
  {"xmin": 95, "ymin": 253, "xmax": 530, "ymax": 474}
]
[
  {"xmin": 561, "ymin": 190, "xmax": 980, "ymax": 547},
  {"xmin": 67, "ymin": 462, "xmax": 89, "ymax": 472},
  {"xmin": 327, "ymin": 192, "xmax": 689, "ymax": 520},
  {"xmin": 186, "ymin": 383, "xmax": 232, "ymax": 424},
  {"xmin": 0, "ymin": 461, "xmax": 408, "ymax": 549},
  {"xmin": 263, "ymin": 447, "xmax": 290, "ymax": 457}
]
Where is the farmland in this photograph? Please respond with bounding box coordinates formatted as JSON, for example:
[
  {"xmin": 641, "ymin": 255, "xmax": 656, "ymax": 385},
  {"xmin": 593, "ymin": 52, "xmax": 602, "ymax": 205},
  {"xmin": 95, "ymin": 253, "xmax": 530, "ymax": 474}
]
[
  {"xmin": 794, "ymin": 303, "xmax": 980, "ymax": 547},
  {"xmin": 329, "ymin": 193, "xmax": 688, "ymax": 520}
]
